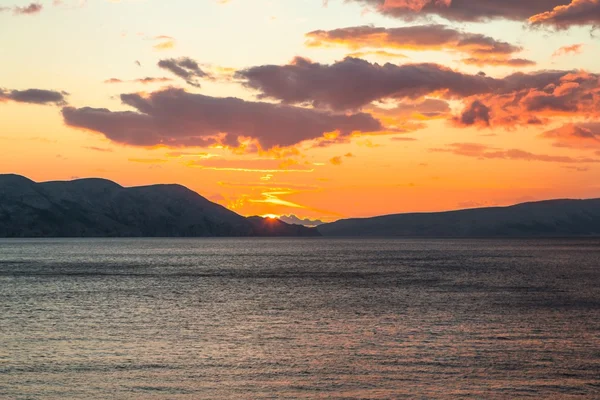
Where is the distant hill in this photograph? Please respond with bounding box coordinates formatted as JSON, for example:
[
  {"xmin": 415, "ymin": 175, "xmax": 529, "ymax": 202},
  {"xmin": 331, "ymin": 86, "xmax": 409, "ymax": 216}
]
[
  {"xmin": 318, "ymin": 199, "xmax": 600, "ymax": 237},
  {"xmin": 0, "ymin": 174, "xmax": 319, "ymax": 237},
  {"xmin": 278, "ymin": 214, "xmax": 324, "ymax": 227}
]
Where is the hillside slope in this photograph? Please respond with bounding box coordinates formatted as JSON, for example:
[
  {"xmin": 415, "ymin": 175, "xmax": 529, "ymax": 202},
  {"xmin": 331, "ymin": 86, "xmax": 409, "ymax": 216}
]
[{"xmin": 318, "ymin": 199, "xmax": 600, "ymax": 237}]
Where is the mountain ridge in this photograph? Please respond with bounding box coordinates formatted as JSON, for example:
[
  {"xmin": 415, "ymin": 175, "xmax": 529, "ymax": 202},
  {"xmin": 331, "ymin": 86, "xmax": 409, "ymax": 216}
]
[
  {"xmin": 318, "ymin": 198, "xmax": 600, "ymax": 237},
  {"xmin": 0, "ymin": 174, "xmax": 319, "ymax": 238}
]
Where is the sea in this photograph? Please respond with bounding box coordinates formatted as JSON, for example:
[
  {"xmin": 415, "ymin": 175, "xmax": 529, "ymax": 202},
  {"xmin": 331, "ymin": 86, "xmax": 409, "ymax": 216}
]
[{"xmin": 1, "ymin": 238, "xmax": 599, "ymax": 399}]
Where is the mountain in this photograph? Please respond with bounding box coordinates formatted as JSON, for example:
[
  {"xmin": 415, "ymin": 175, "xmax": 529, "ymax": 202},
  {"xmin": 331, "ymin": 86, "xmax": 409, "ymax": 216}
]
[
  {"xmin": 278, "ymin": 214, "xmax": 324, "ymax": 227},
  {"xmin": 0, "ymin": 174, "xmax": 319, "ymax": 237},
  {"xmin": 318, "ymin": 199, "xmax": 600, "ymax": 237}
]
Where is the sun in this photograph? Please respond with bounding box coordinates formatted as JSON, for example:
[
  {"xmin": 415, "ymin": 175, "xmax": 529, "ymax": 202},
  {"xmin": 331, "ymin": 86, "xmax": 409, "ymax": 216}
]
[{"xmin": 262, "ymin": 214, "xmax": 280, "ymax": 220}]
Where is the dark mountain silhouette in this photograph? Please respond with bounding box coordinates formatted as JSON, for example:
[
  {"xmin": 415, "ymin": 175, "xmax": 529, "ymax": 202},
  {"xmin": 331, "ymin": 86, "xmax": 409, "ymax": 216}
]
[
  {"xmin": 318, "ymin": 199, "xmax": 600, "ymax": 237},
  {"xmin": 0, "ymin": 174, "xmax": 319, "ymax": 237}
]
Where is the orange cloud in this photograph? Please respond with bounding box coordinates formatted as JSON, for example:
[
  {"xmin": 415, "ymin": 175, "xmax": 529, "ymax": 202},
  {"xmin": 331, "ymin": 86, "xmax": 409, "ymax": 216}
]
[
  {"xmin": 347, "ymin": 50, "xmax": 408, "ymax": 59},
  {"xmin": 128, "ymin": 158, "xmax": 168, "ymax": 164},
  {"xmin": 306, "ymin": 25, "xmax": 534, "ymax": 67},
  {"xmin": 432, "ymin": 142, "xmax": 600, "ymax": 164},
  {"xmin": 540, "ymin": 122, "xmax": 600, "ymax": 149},
  {"xmin": 329, "ymin": 156, "xmax": 343, "ymax": 166},
  {"xmin": 552, "ymin": 44, "xmax": 584, "ymax": 57},
  {"xmin": 187, "ymin": 158, "xmax": 314, "ymax": 173}
]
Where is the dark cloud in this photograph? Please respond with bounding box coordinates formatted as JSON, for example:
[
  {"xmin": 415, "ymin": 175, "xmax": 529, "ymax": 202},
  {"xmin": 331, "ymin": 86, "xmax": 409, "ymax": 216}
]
[
  {"xmin": 61, "ymin": 88, "xmax": 382, "ymax": 150},
  {"xmin": 454, "ymin": 100, "xmax": 491, "ymax": 127},
  {"xmin": 237, "ymin": 57, "xmax": 496, "ymax": 111},
  {"xmin": 0, "ymin": 88, "xmax": 67, "ymax": 105},
  {"xmin": 237, "ymin": 57, "xmax": 587, "ymax": 113},
  {"xmin": 529, "ymin": 0, "xmax": 600, "ymax": 28},
  {"xmin": 350, "ymin": 0, "xmax": 570, "ymax": 22},
  {"xmin": 306, "ymin": 25, "xmax": 534, "ymax": 67},
  {"xmin": 432, "ymin": 142, "xmax": 600, "ymax": 163},
  {"xmin": 157, "ymin": 57, "xmax": 208, "ymax": 87}
]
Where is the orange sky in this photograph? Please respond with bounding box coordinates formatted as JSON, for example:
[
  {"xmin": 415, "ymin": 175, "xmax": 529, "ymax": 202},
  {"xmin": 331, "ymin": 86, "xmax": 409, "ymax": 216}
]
[{"xmin": 1, "ymin": 0, "xmax": 600, "ymax": 221}]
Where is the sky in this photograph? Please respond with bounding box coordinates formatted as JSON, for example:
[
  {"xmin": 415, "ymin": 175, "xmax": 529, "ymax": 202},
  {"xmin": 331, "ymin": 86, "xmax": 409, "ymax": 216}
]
[{"xmin": 1, "ymin": 0, "xmax": 600, "ymax": 222}]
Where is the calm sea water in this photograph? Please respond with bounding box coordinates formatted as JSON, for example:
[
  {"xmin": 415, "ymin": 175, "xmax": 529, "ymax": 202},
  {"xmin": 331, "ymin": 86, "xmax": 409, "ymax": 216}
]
[{"xmin": 1, "ymin": 238, "xmax": 599, "ymax": 399}]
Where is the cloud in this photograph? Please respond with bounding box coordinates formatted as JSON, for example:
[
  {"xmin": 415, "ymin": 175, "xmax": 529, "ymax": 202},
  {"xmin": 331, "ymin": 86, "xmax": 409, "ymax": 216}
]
[
  {"xmin": 306, "ymin": 25, "xmax": 534, "ymax": 67},
  {"xmin": 85, "ymin": 146, "xmax": 113, "ymax": 152},
  {"xmin": 347, "ymin": 50, "xmax": 408, "ymax": 59},
  {"xmin": 370, "ymin": 98, "xmax": 451, "ymax": 120},
  {"xmin": 453, "ymin": 70, "xmax": 600, "ymax": 128},
  {"xmin": 529, "ymin": 0, "xmax": 600, "ymax": 29},
  {"xmin": 453, "ymin": 100, "xmax": 491, "ymax": 127},
  {"xmin": 237, "ymin": 57, "xmax": 496, "ymax": 111},
  {"xmin": 329, "ymin": 156, "xmax": 343, "ymax": 165},
  {"xmin": 391, "ymin": 136, "xmax": 418, "ymax": 141},
  {"xmin": 104, "ymin": 77, "xmax": 173, "ymax": 84},
  {"xmin": 0, "ymin": 88, "xmax": 67, "ymax": 105},
  {"xmin": 187, "ymin": 158, "xmax": 313, "ymax": 173},
  {"xmin": 349, "ymin": 0, "xmax": 570, "ymax": 22},
  {"xmin": 461, "ymin": 57, "xmax": 536, "ymax": 67},
  {"xmin": 1, "ymin": 3, "xmax": 42, "ymax": 15},
  {"xmin": 563, "ymin": 166, "xmax": 590, "ymax": 171},
  {"xmin": 540, "ymin": 122, "xmax": 600, "ymax": 148},
  {"xmin": 157, "ymin": 57, "xmax": 208, "ymax": 87},
  {"xmin": 165, "ymin": 151, "xmax": 218, "ymax": 158},
  {"xmin": 519, "ymin": 71, "xmax": 599, "ymax": 113},
  {"xmin": 237, "ymin": 57, "xmax": 595, "ymax": 123},
  {"xmin": 553, "ymin": 44, "xmax": 584, "ymax": 57},
  {"xmin": 61, "ymin": 88, "xmax": 382, "ymax": 150},
  {"xmin": 432, "ymin": 142, "xmax": 600, "ymax": 163},
  {"xmin": 153, "ymin": 35, "xmax": 176, "ymax": 51},
  {"xmin": 128, "ymin": 158, "xmax": 168, "ymax": 164}
]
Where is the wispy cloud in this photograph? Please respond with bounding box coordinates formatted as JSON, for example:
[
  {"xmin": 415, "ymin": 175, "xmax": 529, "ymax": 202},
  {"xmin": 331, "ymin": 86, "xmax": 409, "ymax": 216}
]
[
  {"xmin": 1, "ymin": 3, "xmax": 42, "ymax": 15},
  {"xmin": 432, "ymin": 142, "xmax": 600, "ymax": 164}
]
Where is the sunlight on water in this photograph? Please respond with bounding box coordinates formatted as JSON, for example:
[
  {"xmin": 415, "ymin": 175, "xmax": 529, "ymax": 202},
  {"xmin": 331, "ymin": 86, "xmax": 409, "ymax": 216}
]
[{"xmin": 1, "ymin": 238, "xmax": 599, "ymax": 399}]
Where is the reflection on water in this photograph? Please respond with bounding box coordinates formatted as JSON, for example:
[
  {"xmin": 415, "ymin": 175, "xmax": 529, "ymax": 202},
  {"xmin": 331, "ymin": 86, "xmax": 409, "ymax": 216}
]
[{"xmin": 1, "ymin": 238, "xmax": 599, "ymax": 399}]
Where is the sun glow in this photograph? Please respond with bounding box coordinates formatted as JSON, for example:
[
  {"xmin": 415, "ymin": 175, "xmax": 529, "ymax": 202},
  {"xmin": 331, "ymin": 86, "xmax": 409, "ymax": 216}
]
[{"xmin": 262, "ymin": 214, "xmax": 280, "ymax": 219}]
